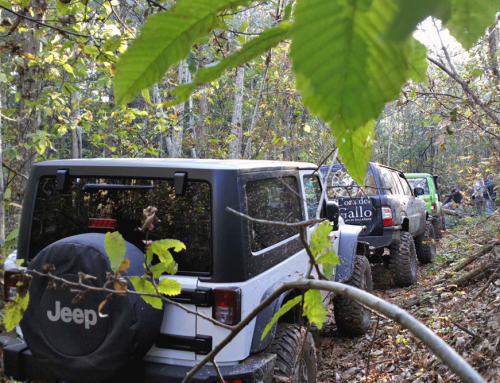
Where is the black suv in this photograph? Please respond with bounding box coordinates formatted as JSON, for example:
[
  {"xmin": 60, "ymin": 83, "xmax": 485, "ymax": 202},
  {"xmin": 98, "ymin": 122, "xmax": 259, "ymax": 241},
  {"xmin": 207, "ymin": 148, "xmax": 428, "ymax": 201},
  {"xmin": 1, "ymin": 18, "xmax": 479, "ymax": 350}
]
[
  {"xmin": 320, "ymin": 163, "xmax": 433, "ymax": 287},
  {"xmin": 3, "ymin": 159, "xmax": 371, "ymax": 383}
]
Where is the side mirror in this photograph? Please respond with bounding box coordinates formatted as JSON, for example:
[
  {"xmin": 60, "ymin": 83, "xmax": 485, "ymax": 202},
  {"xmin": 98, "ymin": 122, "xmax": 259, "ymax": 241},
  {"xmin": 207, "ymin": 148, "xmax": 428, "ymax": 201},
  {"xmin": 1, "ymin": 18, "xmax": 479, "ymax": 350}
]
[
  {"xmin": 325, "ymin": 200, "xmax": 339, "ymax": 229},
  {"xmin": 414, "ymin": 187, "xmax": 425, "ymax": 196}
]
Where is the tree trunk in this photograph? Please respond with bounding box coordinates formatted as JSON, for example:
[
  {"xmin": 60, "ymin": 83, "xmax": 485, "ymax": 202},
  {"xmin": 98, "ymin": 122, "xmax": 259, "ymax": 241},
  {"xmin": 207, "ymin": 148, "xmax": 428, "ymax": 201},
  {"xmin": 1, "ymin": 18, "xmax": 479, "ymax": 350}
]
[
  {"xmin": 196, "ymin": 84, "xmax": 209, "ymax": 157},
  {"xmin": 228, "ymin": 66, "xmax": 245, "ymax": 159},
  {"xmin": 71, "ymin": 90, "xmax": 82, "ymax": 158},
  {"xmin": 0, "ymin": 39, "xmax": 4, "ymax": 245},
  {"xmin": 166, "ymin": 60, "xmax": 187, "ymax": 158},
  {"xmin": 244, "ymin": 52, "xmax": 271, "ymax": 159},
  {"xmin": 9, "ymin": 0, "xmax": 46, "ymax": 230}
]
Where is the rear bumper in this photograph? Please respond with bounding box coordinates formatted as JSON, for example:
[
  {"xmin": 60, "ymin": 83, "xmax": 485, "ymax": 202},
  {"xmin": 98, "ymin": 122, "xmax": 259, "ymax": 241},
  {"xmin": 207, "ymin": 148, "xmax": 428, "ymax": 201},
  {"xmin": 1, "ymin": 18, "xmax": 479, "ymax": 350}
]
[
  {"xmin": 359, "ymin": 227, "xmax": 401, "ymax": 249},
  {"xmin": 2, "ymin": 338, "xmax": 276, "ymax": 383}
]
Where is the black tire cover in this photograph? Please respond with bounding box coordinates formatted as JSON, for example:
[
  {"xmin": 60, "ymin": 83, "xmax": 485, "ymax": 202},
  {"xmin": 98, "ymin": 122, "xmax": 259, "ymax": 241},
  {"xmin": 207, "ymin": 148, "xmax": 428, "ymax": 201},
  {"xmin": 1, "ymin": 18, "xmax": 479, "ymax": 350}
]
[{"xmin": 20, "ymin": 233, "xmax": 163, "ymax": 383}]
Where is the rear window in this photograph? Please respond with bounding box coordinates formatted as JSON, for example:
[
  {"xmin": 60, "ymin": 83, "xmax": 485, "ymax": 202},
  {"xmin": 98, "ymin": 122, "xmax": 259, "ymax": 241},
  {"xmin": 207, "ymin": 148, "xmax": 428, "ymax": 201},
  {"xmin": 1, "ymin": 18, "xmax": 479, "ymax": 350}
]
[
  {"xmin": 246, "ymin": 177, "xmax": 302, "ymax": 252},
  {"xmin": 324, "ymin": 167, "xmax": 378, "ymax": 198},
  {"xmin": 30, "ymin": 177, "xmax": 211, "ymax": 273},
  {"xmin": 407, "ymin": 178, "xmax": 430, "ymax": 194}
]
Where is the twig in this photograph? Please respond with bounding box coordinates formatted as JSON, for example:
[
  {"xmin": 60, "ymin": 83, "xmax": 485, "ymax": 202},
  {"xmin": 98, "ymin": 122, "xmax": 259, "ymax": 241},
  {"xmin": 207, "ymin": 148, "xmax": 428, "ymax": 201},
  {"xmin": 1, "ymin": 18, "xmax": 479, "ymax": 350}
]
[
  {"xmin": 226, "ymin": 206, "xmax": 321, "ymax": 228},
  {"xmin": 2, "ymin": 162, "xmax": 29, "ymax": 180},
  {"xmin": 365, "ymin": 315, "xmax": 380, "ymax": 381},
  {"xmin": 451, "ymin": 322, "xmax": 483, "ymax": 340},
  {"xmin": 299, "ymin": 226, "xmax": 325, "ymax": 280},
  {"xmin": 0, "ymin": 4, "xmax": 95, "ymax": 39},
  {"xmin": 472, "ymin": 264, "xmax": 500, "ymax": 300},
  {"xmin": 212, "ymin": 358, "xmax": 225, "ymax": 383}
]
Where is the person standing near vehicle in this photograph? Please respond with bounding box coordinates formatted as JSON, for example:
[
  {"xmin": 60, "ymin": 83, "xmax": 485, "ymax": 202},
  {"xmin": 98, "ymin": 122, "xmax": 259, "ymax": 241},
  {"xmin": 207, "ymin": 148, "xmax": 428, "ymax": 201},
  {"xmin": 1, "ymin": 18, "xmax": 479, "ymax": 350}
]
[
  {"xmin": 484, "ymin": 175, "xmax": 497, "ymax": 214},
  {"xmin": 472, "ymin": 179, "xmax": 485, "ymax": 214}
]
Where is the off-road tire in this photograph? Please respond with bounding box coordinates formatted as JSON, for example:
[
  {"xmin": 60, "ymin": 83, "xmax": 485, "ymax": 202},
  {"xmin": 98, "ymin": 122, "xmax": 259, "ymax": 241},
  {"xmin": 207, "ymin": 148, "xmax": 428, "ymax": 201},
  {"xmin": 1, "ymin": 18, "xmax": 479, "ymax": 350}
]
[
  {"xmin": 268, "ymin": 324, "xmax": 317, "ymax": 383},
  {"xmin": 414, "ymin": 221, "xmax": 436, "ymax": 264},
  {"xmin": 333, "ymin": 255, "xmax": 373, "ymax": 337},
  {"xmin": 389, "ymin": 231, "xmax": 418, "ymax": 287}
]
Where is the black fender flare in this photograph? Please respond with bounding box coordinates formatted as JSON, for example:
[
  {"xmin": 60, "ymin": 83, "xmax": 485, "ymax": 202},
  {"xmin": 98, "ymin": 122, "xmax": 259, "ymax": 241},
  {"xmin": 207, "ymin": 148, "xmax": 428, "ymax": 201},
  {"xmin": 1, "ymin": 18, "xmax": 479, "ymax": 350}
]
[
  {"xmin": 334, "ymin": 225, "xmax": 364, "ymax": 283},
  {"xmin": 249, "ymin": 280, "xmax": 300, "ymax": 353}
]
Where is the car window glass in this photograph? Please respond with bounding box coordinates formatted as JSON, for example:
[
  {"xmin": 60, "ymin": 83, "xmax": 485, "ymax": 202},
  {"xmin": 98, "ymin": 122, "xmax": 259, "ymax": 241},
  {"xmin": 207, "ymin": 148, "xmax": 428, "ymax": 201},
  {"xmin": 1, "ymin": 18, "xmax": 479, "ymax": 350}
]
[
  {"xmin": 407, "ymin": 178, "xmax": 430, "ymax": 194},
  {"xmin": 31, "ymin": 177, "xmax": 212, "ymax": 273},
  {"xmin": 390, "ymin": 172, "xmax": 402, "ymax": 194},
  {"xmin": 399, "ymin": 175, "xmax": 413, "ymax": 195},
  {"xmin": 323, "ymin": 167, "xmax": 378, "ymax": 198},
  {"xmin": 376, "ymin": 168, "xmax": 394, "ymax": 195},
  {"xmin": 303, "ymin": 175, "xmax": 324, "ymax": 219},
  {"xmin": 246, "ymin": 177, "xmax": 302, "ymax": 252}
]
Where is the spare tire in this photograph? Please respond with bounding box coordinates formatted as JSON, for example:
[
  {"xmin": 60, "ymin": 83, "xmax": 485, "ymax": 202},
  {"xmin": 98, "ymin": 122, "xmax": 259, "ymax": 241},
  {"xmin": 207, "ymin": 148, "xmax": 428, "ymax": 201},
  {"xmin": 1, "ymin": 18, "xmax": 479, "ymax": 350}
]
[{"xmin": 20, "ymin": 233, "xmax": 163, "ymax": 383}]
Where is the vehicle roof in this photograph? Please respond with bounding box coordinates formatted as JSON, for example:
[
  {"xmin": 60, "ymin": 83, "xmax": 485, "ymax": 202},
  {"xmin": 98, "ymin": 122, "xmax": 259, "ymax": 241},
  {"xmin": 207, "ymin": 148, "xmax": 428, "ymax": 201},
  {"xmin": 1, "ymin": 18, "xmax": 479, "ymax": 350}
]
[
  {"xmin": 33, "ymin": 158, "xmax": 318, "ymax": 172},
  {"xmin": 405, "ymin": 173, "xmax": 433, "ymax": 178},
  {"xmin": 320, "ymin": 162, "xmax": 404, "ymax": 174}
]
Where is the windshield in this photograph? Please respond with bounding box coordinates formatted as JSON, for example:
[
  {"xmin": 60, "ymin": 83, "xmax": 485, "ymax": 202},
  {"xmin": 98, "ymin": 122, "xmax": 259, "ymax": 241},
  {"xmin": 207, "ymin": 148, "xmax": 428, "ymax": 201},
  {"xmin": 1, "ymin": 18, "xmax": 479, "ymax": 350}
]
[
  {"xmin": 30, "ymin": 177, "xmax": 212, "ymax": 273},
  {"xmin": 322, "ymin": 167, "xmax": 378, "ymax": 198},
  {"xmin": 407, "ymin": 178, "xmax": 430, "ymax": 194}
]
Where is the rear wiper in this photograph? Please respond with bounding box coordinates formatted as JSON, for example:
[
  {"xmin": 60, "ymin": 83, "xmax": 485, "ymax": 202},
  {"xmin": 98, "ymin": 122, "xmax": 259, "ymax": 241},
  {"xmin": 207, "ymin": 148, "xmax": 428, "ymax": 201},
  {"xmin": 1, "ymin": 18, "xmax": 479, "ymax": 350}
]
[{"xmin": 82, "ymin": 184, "xmax": 155, "ymax": 191}]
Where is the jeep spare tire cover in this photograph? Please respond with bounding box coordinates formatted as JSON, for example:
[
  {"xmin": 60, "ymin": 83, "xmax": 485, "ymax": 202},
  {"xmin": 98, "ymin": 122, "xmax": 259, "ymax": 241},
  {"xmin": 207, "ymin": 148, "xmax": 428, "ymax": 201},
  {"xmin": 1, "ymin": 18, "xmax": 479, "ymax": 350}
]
[{"xmin": 21, "ymin": 233, "xmax": 163, "ymax": 383}]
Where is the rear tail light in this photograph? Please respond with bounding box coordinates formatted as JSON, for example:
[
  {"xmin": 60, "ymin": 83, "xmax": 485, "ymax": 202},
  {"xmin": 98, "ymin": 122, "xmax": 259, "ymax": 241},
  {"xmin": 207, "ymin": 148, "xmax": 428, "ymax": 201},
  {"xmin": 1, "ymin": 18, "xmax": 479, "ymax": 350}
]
[
  {"xmin": 213, "ymin": 288, "xmax": 241, "ymax": 326},
  {"xmin": 4, "ymin": 270, "xmax": 21, "ymax": 302},
  {"xmin": 431, "ymin": 203, "xmax": 437, "ymax": 214},
  {"xmin": 87, "ymin": 218, "xmax": 118, "ymax": 229},
  {"xmin": 382, "ymin": 206, "xmax": 393, "ymax": 227}
]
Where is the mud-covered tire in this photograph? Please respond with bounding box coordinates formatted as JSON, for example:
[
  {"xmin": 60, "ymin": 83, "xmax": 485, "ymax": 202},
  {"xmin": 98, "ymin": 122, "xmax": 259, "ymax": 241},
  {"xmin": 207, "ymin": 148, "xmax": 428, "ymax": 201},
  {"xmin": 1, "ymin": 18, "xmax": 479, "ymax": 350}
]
[
  {"xmin": 389, "ymin": 232, "xmax": 418, "ymax": 287},
  {"xmin": 415, "ymin": 222, "xmax": 436, "ymax": 264},
  {"xmin": 333, "ymin": 256, "xmax": 373, "ymax": 337},
  {"xmin": 268, "ymin": 324, "xmax": 316, "ymax": 383}
]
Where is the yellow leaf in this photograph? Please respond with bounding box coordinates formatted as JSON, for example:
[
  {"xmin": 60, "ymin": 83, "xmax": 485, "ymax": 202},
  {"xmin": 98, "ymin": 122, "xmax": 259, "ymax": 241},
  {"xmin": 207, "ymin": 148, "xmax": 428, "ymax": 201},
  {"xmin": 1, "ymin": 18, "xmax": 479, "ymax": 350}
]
[
  {"xmin": 113, "ymin": 280, "xmax": 128, "ymax": 296},
  {"xmin": 21, "ymin": 52, "xmax": 35, "ymax": 60},
  {"xmin": 118, "ymin": 258, "xmax": 130, "ymax": 272}
]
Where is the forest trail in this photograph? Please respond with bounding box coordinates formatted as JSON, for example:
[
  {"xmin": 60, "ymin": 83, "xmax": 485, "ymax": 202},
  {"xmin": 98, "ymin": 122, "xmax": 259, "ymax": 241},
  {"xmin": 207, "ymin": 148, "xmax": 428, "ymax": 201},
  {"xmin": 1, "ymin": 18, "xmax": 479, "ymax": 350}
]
[{"xmin": 316, "ymin": 215, "xmax": 500, "ymax": 383}]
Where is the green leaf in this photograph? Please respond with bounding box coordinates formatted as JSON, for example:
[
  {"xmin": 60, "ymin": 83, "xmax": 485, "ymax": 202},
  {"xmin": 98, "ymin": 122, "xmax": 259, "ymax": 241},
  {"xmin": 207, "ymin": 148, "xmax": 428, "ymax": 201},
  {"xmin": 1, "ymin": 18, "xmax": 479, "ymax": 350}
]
[
  {"xmin": 104, "ymin": 231, "xmax": 126, "ymax": 273},
  {"xmin": 114, "ymin": 0, "xmax": 250, "ymax": 106},
  {"xmin": 472, "ymin": 69, "xmax": 484, "ymax": 78},
  {"xmin": 150, "ymin": 262, "xmax": 178, "ymax": 278},
  {"xmin": 157, "ymin": 278, "xmax": 182, "ymax": 296},
  {"xmin": 335, "ymin": 120, "xmax": 374, "ymax": 186},
  {"xmin": 4, "ymin": 292, "xmax": 29, "ymax": 332},
  {"xmin": 142, "ymin": 88, "xmax": 152, "ymax": 105},
  {"xmin": 316, "ymin": 245, "xmax": 340, "ymax": 266},
  {"xmin": 150, "ymin": 239, "xmax": 186, "ymax": 264},
  {"xmin": 63, "ymin": 63, "xmax": 74, "ymax": 74},
  {"xmin": 310, "ymin": 221, "xmax": 332, "ymax": 257},
  {"xmin": 104, "ymin": 37, "xmax": 122, "ymax": 52},
  {"xmin": 410, "ymin": 88, "xmax": 416, "ymax": 99},
  {"xmin": 236, "ymin": 35, "xmax": 246, "ymax": 45},
  {"xmin": 166, "ymin": 22, "xmax": 291, "ymax": 107},
  {"xmin": 386, "ymin": 0, "xmax": 451, "ymax": 42},
  {"xmin": 261, "ymin": 295, "xmax": 302, "ymax": 340},
  {"xmin": 6, "ymin": 228, "xmax": 19, "ymax": 242},
  {"xmin": 303, "ymin": 289, "xmax": 327, "ymax": 329},
  {"xmin": 407, "ymin": 38, "xmax": 428, "ymax": 84},
  {"xmin": 291, "ymin": 0, "xmax": 410, "ymax": 132},
  {"xmin": 4, "ymin": 187, "xmax": 11, "ymax": 199},
  {"xmin": 129, "ymin": 276, "xmax": 163, "ymax": 309},
  {"xmin": 283, "ymin": 0, "xmax": 294, "ymax": 21},
  {"xmin": 238, "ymin": 20, "xmax": 250, "ymax": 32},
  {"xmin": 444, "ymin": 0, "xmax": 498, "ymax": 50}
]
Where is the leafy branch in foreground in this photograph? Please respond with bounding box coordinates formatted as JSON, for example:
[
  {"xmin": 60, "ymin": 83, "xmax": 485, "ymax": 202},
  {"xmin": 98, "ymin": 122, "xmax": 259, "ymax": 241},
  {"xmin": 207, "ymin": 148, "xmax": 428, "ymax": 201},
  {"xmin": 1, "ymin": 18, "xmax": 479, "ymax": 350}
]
[{"xmin": 114, "ymin": 0, "xmax": 499, "ymax": 185}]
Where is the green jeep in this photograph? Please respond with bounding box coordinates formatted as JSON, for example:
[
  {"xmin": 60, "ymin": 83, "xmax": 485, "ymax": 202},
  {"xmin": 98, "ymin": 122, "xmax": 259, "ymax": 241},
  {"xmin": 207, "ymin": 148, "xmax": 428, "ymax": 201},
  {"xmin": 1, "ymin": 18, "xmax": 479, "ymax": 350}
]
[{"xmin": 405, "ymin": 173, "xmax": 445, "ymax": 238}]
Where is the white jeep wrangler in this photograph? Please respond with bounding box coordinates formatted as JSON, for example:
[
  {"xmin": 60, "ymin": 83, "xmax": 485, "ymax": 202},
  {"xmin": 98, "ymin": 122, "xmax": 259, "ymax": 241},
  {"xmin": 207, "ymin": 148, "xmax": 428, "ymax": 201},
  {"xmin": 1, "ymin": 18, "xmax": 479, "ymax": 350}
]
[{"xmin": 3, "ymin": 159, "xmax": 372, "ymax": 383}]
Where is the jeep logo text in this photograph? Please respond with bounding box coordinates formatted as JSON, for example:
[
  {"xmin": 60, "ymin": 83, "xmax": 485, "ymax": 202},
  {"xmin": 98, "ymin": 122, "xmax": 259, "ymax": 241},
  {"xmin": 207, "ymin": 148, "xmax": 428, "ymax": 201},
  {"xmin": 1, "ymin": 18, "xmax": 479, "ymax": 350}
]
[{"xmin": 47, "ymin": 301, "xmax": 97, "ymax": 329}]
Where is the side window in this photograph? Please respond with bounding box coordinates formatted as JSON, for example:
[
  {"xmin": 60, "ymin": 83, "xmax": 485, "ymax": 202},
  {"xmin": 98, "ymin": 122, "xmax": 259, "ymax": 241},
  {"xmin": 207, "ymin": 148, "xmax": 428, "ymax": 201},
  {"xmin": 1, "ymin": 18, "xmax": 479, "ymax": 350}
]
[
  {"xmin": 377, "ymin": 168, "xmax": 395, "ymax": 195},
  {"xmin": 399, "ymin": 175, "xmax": 413, "ymax": 195},
  {"xmin": 390, "ymin": 172, "xmax": 402, "ymax": 194},
  {"xmin": 303, "ymin": 175, "xmax": 324, "ymax": 219},
  {"xmin": 246, "ymin": 177, "xmax": 302, "ymax": 252}
]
